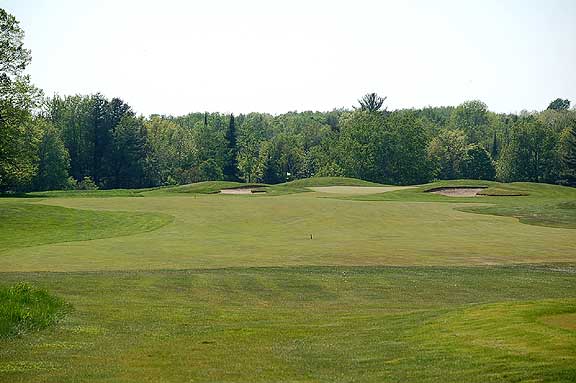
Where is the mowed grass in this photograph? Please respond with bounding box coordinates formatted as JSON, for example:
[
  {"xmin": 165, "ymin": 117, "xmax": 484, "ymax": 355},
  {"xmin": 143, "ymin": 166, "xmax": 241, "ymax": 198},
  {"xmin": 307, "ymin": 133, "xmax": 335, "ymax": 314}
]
[
  {"xmin": 0, "ymin": 202, "xmax": 173, "ymax": 253},
  {"xmin": 0, "ymin": 265, "xmax": 575, "ymax": 382},
  {"xmin": 1, "ymin": 181, "xmax": 574, "ymax": 272},
  {"xmin": 1, "ymin": 178, "xmax": 575, "ymax": 382},
  {"xmin": 347, "ymin": 180, "xmax": 576, "ymax": 229}
]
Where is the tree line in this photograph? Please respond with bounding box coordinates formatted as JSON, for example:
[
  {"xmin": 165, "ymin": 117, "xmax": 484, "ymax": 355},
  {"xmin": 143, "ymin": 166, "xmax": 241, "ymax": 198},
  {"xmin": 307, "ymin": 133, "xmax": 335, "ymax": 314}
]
[{"xmin": 1, "ymin": 9, "xmax": 576, "ymax": 192}]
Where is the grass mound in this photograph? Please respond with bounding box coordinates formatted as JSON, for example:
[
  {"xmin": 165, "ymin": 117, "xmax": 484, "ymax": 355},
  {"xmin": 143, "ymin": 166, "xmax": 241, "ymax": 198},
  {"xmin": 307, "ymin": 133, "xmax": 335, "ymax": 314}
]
[
  {"xmin": 0, "ymin": 203, "xmax": 173, "ymax": 252},
  {"xmin": 462, "ymin": 201, "xmax": 576, "ymax": 229},
  {"xmin": 156, "ymin": 181, "xmax": 260, "ymax": 194},
  {"xmin": 0, "ymin": 283, "xmax": 67, "ymax": 338},
  {"xmin": 345, "ymin": 180, "xmax": 576, "ymax": 229},
  {"xmin": 154, "ymin": 177, "xmax": 383, "ymax": 196},
  {"xmin": 281, "ymin": 176, "xmax": 383, "ymax": 188},
  {"xmin": 26, "ymin": 189, "xmax": 155, "ymax": 198}
]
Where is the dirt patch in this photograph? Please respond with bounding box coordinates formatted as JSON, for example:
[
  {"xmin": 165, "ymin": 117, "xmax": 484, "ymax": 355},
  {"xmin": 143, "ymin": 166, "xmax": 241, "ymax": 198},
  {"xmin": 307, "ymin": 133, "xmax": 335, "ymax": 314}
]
[
  {"xmin": 220, "ymin": 188, "xmax": 266, "ymax": 195},
  {"xmin": 540, "ymin": 313, "xmax": 576, "ymax": 330},
  {"xmin": 428, "ymin": 187, "xmax": 487, "ymax": 197},
  {"xmin": 309, "ymin": 186, "xmax": 416, "ymax": 195}
]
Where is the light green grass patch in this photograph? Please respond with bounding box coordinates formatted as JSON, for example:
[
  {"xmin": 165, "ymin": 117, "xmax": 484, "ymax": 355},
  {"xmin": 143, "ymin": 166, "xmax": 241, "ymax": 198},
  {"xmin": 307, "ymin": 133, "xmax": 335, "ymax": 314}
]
[
  {"xmin": 280, "ymin": 176, "xmax": 384, "ymax": 188},
  {"xmin": 0, "ymin": 202, "xmax": 173, "ymax": 252},
  {"xmin": 309, "ymin": 186, "xmax": 416, "ymax": 195}
]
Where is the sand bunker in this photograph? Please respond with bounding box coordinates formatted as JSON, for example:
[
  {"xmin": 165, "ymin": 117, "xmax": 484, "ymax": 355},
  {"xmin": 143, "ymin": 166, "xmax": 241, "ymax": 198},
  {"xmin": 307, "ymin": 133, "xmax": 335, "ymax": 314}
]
[
  {"xmin": 428, "ymin": 187, "xmax": 486, "ymax": 197},
  {"xmin": 220, "ymin": 188, "xmax": 266, "ymax": 194},
  {"xmin": 309, "ymin": 186, "xmax": 416, "ymax": 195}
]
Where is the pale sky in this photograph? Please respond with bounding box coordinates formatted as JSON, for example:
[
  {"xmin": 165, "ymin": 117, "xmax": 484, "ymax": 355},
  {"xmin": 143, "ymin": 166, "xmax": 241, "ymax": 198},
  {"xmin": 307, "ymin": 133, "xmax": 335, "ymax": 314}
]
[{"xmin": 2, "ymin": 0, "xmax": 575, "ymax": 116}]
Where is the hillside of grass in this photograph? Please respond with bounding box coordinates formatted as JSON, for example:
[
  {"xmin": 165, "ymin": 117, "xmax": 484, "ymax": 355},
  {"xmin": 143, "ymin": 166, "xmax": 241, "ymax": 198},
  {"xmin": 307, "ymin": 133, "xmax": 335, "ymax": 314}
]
[
  {"xmin": 26, "ymin": 188, "xmax": 155, "ymax": 198},
  {"xmin": 144, "ymin": 177, "xmax": 383, "ymax": 196},
  {"xmin": 16, "ymin": 177, "xmax": 384, "ymax": 198},
  {"xmin": 0, "ymin": 283, "xmax": 67, "ymax": 338},
  {"xmin": 0, "ymin": 203, "xmax": 173, "ymax": 252},
  {"xmin": 344, "ymin": 180, "xmax": 576, "ymax": 229},
  {"xmin": 281, "ymin": 176, "xmax": 384, "ymax": 188},
  {"xmin": 150, "ymin": 181, "xmax": 268, "ymax": 195}
]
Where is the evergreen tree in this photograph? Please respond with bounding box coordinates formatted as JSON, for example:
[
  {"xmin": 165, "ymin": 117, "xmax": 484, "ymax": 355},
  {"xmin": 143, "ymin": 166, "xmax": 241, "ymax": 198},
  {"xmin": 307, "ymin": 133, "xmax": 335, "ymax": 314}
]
[
  {"xmin": 90, "ymin": 93, "xmax": 109, "ymax": 185},
  {"xmin": 563, "ymin": 123, "xmax": 576, "ymax": 185},
  {"xmin": 356, "ymin": 93, "xmax": 387, "ymax": 113},
  {"xmin": 223, "ymin": 114, "xmax": 239, "ymax": 180},
  {"xmin": 110, "ymin": 115, "xmax": 148, "ymax": 188},
  {"xmin": 491, "ymin": 131, "xmax": 499, "ymax": 159},
  {"xmin": 547, "ymin": 98, "xmax": 570, "ymax": 111}
]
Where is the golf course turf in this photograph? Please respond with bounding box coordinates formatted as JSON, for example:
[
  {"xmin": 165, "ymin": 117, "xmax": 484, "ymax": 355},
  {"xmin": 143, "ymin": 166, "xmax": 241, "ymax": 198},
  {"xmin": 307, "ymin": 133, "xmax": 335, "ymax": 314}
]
[{"xmin": 0, "ymin": 178, "xmax": 575, "ymax": 382}]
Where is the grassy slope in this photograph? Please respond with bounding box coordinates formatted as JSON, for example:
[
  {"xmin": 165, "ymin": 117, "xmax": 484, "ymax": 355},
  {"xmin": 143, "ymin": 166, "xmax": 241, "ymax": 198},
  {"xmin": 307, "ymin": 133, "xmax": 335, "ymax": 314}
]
[
  {"xmin": 150, "ymin": 181, "xmax": 256, "ymax": 194},
  {"xmin": 346, "ymin": 180, "xmax": 576, "ymax": 229},
  {"xmin": 14, "ymin": 177, "xmax": 387, "ymax": 199},
  {"xmin": 26, "ymin": 189, "xmax": 154, "ymax": 198},
  {"xmin": 0, "ymin": 266, "xmax": 574, "ymax": 382},
  {"xmin": 145, "ymin": 180, "xmax": 306, "ymax": 196},
  {"xmin": 147, "ymin": 177, "xmax": 382, "ymax": 196},
  {"xmin": 280, "ymin": 177, "xmax": 384, "ymax": 187},
  {"xmin": 0, "ymin": 202, "xmax": 173, "ymax": 253}
]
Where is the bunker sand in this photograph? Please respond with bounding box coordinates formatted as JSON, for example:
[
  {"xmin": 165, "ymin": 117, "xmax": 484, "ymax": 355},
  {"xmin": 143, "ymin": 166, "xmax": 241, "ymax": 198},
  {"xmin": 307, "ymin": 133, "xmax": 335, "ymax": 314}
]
[{"xmin": 429, "ymin": 187, "xmax": 486, "ymax": 197}]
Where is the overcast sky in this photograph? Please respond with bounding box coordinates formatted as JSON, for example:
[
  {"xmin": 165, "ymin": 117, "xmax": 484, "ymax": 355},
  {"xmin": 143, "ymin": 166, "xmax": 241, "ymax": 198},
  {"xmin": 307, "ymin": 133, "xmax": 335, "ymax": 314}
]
[{"xmin": 2, "ymin": 0, "xmax": 575, "ymax": 116}]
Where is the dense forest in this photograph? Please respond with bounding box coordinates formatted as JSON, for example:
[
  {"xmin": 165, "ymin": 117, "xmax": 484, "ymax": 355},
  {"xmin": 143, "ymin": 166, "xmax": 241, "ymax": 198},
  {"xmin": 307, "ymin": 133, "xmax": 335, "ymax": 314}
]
[{"xmin": 1, "ymin": 8, "xmax": 576, "ymax": 192}]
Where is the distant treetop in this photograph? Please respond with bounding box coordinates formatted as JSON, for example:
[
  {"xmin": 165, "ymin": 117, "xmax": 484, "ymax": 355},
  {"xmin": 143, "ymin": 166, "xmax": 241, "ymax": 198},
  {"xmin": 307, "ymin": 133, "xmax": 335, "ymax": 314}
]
[
  {"xmin": 356, "ymin": 93, "xmax": 387, "ymax": 113},
  {"xmin": 547, "ymin": 98, "xmax": 570, "ymax": 111}
]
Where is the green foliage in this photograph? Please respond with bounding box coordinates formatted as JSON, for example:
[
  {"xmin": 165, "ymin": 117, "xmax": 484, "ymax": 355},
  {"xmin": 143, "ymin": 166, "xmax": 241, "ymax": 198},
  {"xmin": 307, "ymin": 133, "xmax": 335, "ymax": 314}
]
[
  {"xmin": 237, "ymin": 113, "xmax": 272, "ymax": 182},
  {"xmin": 0, "ymin": 107, "xmax": 40, "ymax": 190},
  {"xmin": 450, "ymin": 100, "xmax": 490, "ymax": 144},
  {"xmin": 108, "ymin": 115, "xmax": 148, "ymax": 188},
  {"xmin": 32, "ymin": 119, "xmax": 70, "ymax": 191},
  {"xmin": 197, "ymin": 158, "xmax": 223, "ymax": 181},
  {"xmin": 427, "ymin": 129, "xmax": 467, "ymax": 179},
  {"xmin": 223, "ymin": 114, "xmax": 239, "ymax": 180},
  {"xmin": 0, "ymin": 9, "xmax": 31, "ymax": 82},
  {"xmin": 384, "ymin": 110, "xmax": 432, "ymax": 184},
  {"xmin": 0, "ymin": 9, "xmax": 42, "ymax": 191},
  {"xmin": 497, "ymin": 116, "xmax": 560, "ymax": 182},
  {"xmin": 144, "ymin": 116, "xmax": 196, "ymax": 185},
  {"xmin": 356, "ymin": 92, "xmax": 387, "ymax": 112},
  {"xmin": 460, "ymin": 144, "xmax": 495, "ymax": 180},
  {"xmin": 562, "ymin": 121, "xmax": 576, "ymax": 184},
  {"xmin": 547, "ymin": 98, "xmax": 570, "ymax": 111},
  {"xmin": 76, "ymin": 176, "xmax": 98, "ymax": 190},
  {"xmin": 338, "ymin": 110, "xmax": 388, "ymax": 182},
  {"xmin": 0, "ymin": 282, "xmax": 67, "ymax": 338}
]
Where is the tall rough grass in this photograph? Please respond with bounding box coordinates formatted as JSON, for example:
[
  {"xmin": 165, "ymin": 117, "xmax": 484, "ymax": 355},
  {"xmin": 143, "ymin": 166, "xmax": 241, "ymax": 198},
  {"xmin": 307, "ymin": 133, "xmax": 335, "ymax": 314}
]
[{"xmin": 0, "ymin": 283, "xmax": 68, "ymax": 338}]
